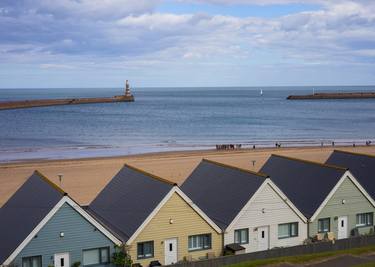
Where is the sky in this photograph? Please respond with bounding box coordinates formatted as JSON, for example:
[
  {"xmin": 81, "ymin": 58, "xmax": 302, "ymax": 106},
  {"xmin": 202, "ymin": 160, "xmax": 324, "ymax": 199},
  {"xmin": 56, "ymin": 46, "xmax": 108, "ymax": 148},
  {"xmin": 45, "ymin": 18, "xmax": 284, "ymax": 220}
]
[{"xmin": 0, "ymin": 0, "xmax": 375, "ymax": 88}]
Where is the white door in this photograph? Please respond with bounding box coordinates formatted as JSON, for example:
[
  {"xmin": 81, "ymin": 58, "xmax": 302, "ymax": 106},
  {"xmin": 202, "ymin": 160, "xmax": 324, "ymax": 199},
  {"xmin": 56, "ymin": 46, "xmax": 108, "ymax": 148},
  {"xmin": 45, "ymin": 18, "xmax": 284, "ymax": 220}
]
[
  {"xmin": 338, "ymin": 216, "xmax": 348, "ymax": 239},
  {"xmin": 257, "ymin": 226, "xmax": 269, "ymax": 251},
  {"xmin": 54, "ymin": 253, "xmax": 70, "ymax": 267},
  {"xmin": 164, "ymin": 238, "xmax": 178, "ymax": 265}
]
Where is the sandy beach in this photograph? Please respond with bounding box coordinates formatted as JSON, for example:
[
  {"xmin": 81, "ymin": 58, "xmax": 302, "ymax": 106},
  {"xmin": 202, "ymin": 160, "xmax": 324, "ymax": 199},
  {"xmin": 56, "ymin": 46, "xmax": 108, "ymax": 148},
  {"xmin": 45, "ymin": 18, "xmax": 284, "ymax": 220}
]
[{"xmin": 1, "ymin": 145, "xmax": 375, "ymax": 207}]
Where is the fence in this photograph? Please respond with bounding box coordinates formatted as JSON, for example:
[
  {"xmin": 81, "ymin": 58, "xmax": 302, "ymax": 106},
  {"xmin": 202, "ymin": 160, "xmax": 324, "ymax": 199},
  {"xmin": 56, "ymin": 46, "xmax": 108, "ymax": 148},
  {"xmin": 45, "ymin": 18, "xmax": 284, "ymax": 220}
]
[{"xmin": 166, "ymin": 235, "xmax": 375, "ymax": 267}]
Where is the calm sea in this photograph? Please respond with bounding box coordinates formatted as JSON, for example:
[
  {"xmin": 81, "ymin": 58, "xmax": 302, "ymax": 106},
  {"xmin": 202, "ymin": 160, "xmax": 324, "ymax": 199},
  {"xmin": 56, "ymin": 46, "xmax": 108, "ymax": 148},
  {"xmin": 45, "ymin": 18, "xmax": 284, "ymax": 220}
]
[{"xmin": 0, "ymin": 86, "xmax": 375, "ymax": 162}]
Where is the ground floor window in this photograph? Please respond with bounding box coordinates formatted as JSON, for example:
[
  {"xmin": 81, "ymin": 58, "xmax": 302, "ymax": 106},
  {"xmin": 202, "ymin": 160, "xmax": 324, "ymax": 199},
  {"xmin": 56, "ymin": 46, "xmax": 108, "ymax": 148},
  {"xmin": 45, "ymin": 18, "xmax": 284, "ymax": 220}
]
[
  {"xmin": 137, "ymin": 241, "xmax": 154, "ymax": 259},
  {"xmin": 234, "ymin": 228, "xmax": 249, "ymax": 244},
  {"xmin": 83, "ymin": 247, "xmax": 110, "ymax": 266},
  {"xmin": 188, "ymin": 234, "xmax": 212, "ymax": 251},
  {"xmin": 22, "ymin": 256, "xmax": 42, "ymax": 267},
  {"xmin": 356, "ymin": 212, "xmax": 373, "ymax": 227},
  {"xmin": 318, "ymin": 218, "xmax": 331, "ymax": 233},
  {"xmin": 278, "ymin": 222, "xmax": 298, "ymax": 239}
]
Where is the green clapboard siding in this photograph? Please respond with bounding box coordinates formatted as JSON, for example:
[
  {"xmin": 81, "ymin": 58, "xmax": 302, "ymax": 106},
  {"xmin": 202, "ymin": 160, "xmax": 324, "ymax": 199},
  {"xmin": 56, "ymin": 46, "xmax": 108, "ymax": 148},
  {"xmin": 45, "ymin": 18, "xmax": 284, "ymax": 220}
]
[
  {"xmin": 13, "ymin": 203, "xmax": 116, "ymax": 267},
  {"xmin": 309, "ymin": 176, "xmax": 375, "ymax": 238}
]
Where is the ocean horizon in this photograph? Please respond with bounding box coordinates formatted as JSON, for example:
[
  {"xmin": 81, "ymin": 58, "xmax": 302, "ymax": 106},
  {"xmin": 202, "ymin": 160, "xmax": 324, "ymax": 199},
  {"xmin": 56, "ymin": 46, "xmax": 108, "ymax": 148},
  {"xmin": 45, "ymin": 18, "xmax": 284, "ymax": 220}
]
[{"xmin": 1, "ymin": 85, "xmax": 375, "ymax": 162}]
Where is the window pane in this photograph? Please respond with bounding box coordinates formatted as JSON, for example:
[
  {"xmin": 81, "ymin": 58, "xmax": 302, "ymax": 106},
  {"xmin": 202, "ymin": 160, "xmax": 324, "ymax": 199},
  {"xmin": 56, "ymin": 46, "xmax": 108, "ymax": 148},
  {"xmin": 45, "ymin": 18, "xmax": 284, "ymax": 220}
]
[
  {"xmin": 204, "ymin": 234, "xmax": 211, "ymax": 248},
  {"xmin": 278, "ymin": 224, "xmax": 289, "ymax": 238},
  {"xmin": 100, "ymin": 248, "xmax": 109, "ymax": 263},
  {"xmin": 291, "ymin": 223, "xmax": 297, "ymax": 236},
  {"xmin": 23, "ymin": 256, "xmax": 42, "ymax": 267},
  {"xmin": 234, "ymin": 230, "xmax": 240, "ymax": 243},
  {"xmin": 83, "ymin": 249, "xmax": 100, "ymax": 265},
  {"xmin": 369, "ymin": 213, "xmax": 373, "ymax": 225},
  {"xmin": 144, "ymin": 242, "xmax": 153, "ymax": 257},
  {"xmin": 22, "ymin": 258, "xmax": 31, "ymax": 267}
]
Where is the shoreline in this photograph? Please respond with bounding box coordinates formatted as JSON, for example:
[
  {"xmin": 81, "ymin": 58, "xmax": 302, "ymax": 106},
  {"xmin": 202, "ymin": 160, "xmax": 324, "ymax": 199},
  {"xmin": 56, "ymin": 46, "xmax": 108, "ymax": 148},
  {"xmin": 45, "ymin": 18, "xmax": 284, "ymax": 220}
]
[
  {"xmin": 0, "ymin": 143, "xmax": 365, "ymax": 167},
  {"xmin": 0, "ymin": 138, "xmax": 373, "ymax": 164}
]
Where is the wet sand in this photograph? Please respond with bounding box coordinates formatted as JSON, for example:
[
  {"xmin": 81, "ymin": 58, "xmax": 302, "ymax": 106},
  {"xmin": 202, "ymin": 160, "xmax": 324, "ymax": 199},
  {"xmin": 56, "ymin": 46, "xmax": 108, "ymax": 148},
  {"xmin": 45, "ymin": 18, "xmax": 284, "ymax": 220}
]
[{"xmin": 1, "ymin": 145, "xmax": 375, "ymax": 207}]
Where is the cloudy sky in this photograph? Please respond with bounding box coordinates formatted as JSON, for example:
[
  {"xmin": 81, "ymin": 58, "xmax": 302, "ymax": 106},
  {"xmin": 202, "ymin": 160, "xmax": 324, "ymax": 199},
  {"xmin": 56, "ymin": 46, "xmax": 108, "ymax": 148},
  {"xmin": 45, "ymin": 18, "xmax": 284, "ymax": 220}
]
[{"xmin": 1, "ymin": 0, "xmax": 375, "ymax": 88}]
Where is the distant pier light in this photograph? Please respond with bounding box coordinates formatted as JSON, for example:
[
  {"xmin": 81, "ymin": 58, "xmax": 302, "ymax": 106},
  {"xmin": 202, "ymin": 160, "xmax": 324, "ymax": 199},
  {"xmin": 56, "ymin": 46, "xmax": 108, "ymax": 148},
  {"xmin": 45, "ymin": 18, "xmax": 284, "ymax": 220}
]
[{"xmin": 125, "ymin": 80, "xmax": 132, "ymax": 96}]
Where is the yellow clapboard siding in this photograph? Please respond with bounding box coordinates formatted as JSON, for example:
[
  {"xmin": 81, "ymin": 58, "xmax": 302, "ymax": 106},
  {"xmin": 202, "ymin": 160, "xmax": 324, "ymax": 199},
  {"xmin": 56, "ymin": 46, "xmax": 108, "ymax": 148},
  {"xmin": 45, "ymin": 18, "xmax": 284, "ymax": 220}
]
[{"xmin": 128, "ymin": 192, "xmax": 222, "ymax": 265}]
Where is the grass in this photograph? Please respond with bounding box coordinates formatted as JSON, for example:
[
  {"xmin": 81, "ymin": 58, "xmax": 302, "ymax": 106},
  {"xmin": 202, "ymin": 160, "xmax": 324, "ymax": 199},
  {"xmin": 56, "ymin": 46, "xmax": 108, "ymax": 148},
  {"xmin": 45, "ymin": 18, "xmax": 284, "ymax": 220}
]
[{"xmin": 226, "ymin": 245, "xmax": 375, "ymax": 267}]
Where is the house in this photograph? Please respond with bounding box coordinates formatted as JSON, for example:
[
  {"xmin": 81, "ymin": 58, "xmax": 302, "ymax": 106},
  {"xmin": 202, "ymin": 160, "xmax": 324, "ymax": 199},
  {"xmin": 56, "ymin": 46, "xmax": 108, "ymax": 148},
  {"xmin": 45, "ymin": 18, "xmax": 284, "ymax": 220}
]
[
  {"xmin": 0, "ymin": 171, "xmax": 121, "ymax": 267},
  {"xmin": 88, "ymin": 164, "xmax": 222, "ymax": 266},
  {"xmin": 326, "ymin": 150, "xmax": 375, "ymax": 199},
  {"xmin": 260, "ymin": 154, "xmax": 375, "ymax": 240},
  {"xmin": 181, "ymin": 159, "xmax": 307, "ymax": 254}
]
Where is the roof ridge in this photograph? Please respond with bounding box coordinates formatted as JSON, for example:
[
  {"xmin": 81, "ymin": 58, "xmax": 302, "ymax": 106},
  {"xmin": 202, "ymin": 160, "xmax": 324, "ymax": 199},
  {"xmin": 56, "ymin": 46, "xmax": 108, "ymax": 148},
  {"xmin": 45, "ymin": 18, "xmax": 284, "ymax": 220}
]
[
  {"xmin": 33, "ymin": 170, "xmax": 66, "ymax": 195},
  {"xmin": 271, "ymin": 154, "xmax": 348, "ymax": 171},
  {"xmin": 202, "ymin": 159, "xmax": 269, "ymax": 178},
  {"xmin": 333, "ymin": 150, "xmax": 375, "ymax": 159},
  {"xmin": 123, "ymin": 164, "xmax": 177, "ymax": 186}
]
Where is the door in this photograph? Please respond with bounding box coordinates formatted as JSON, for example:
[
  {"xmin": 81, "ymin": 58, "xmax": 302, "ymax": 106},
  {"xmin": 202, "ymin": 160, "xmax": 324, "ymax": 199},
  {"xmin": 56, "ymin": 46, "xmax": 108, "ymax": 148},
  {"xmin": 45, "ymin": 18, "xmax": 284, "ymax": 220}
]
[
  {"xmin": 54, "ymin": 253, "xmax": 69, "ymax": 267},
  {"xmin": 164, "ymin": 238, "xmax": 178, "ymax": 265},
  {"xmin": 257, "ymin": 226, "xmax": 269, "ymax": 251},
  {"xmin": 338, "ymin": 216, "xmax": 348, "ymax": 239}
]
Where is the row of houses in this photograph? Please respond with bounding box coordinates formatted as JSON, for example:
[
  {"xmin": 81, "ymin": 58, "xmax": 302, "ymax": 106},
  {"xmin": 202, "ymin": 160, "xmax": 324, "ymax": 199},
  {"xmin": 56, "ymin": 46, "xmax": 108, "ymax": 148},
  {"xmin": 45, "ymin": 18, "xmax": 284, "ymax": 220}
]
[{"xmin": 1, "ymin": 150, "xmax": 375, "ymax": 267}]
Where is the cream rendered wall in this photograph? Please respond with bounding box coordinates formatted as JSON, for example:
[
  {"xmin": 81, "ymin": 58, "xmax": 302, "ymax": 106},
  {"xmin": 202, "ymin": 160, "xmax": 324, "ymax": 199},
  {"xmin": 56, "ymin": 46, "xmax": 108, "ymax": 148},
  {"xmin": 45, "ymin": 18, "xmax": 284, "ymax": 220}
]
[
  {"xmin": 128, "ymin": 192, "xmax": 222, "ymax": 266},
  {"xmin": 224, "ymin": 182, "xmax": 307, "ymax": 253}
]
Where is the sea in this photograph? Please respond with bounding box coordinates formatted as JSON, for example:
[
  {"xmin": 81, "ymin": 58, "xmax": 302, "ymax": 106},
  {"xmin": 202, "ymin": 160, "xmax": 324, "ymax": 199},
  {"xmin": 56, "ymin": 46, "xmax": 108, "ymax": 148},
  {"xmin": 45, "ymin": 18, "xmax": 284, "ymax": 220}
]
[{"xmin": 0, "ymin": 86, "xmax": 375, "ymax": 162}]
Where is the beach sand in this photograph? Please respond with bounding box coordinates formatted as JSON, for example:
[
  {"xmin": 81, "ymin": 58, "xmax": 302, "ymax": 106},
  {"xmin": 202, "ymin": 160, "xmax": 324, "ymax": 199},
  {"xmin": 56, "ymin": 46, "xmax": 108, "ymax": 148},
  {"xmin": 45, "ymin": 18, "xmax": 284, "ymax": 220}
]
[{"xmin": 1, "ymin": 145, "xmax": 375, "ymax": 207}]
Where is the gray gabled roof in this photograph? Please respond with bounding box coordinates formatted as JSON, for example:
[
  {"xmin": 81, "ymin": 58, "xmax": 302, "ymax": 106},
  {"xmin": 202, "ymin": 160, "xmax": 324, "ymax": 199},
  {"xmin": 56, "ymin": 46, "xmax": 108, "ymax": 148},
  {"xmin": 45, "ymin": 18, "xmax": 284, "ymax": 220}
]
[
  {"xmin": 89, "ymin": 164, "xmax": 175, "ymax": 242},
  {"xmin": 0, "ymin": 171, "xmax": 65, "ymax": 264},
  {"xmin": 326, "ymin": 150, "xmax": 375, "ymax": 199},
  {"xmin": 181, "ymin": 159, "xmax": 268, "ymax": 230},
  {"xmin": 260, "ymin": 154, "xmax": 347, "ymax": 218}
]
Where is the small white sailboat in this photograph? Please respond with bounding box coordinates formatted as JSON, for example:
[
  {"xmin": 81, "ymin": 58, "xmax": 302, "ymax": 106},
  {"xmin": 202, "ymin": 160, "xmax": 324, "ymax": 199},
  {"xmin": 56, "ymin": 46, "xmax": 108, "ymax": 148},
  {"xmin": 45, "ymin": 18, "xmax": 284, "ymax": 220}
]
[{"xmin": 260, "ymin": 89, "xmax": 263, "ymax": 96}]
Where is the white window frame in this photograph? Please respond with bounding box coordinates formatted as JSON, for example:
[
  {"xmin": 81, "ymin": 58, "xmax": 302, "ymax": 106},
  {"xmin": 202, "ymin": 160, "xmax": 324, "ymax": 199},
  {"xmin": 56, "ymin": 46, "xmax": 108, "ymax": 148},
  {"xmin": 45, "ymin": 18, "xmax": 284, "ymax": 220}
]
[
  {"xmin": 188, "ymin": 234, "xmax": 212, "ymax": 251},
  {"xmin": 356, "ymin": 212, "xmax": 373, "ymax": 227}
]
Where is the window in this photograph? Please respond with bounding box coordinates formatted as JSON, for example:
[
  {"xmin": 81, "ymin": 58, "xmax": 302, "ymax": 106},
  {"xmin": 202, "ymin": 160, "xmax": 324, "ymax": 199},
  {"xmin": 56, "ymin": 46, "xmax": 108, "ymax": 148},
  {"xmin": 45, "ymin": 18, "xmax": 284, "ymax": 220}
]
[
  {"xmin": 137, "ymin": 241, "xmax": 154, "ymax": 259},
  {"xmin": 234, "ymin": 228, "xmax": 249, "ymax": 244},
  {"xmin": 22, "ymin": 256, "xmax": 42, "ymax": 267},
  {"xmin": 188, "ymin": 234, "xmax": 212, "ymax": 251},
  {"xmin": 318, "ymin": 218, "xmax": 331, "ymax": 233},
  {"xmin": 83, "ymin": 247, "xmax": 110, "ymax": 266},
  {"xmin": 356, "ymin": 213, "xmax": 373, "ymax": 227},
  {"xmin": 278, "ymin": 222, "xmax": 298, "ymax": 239}
]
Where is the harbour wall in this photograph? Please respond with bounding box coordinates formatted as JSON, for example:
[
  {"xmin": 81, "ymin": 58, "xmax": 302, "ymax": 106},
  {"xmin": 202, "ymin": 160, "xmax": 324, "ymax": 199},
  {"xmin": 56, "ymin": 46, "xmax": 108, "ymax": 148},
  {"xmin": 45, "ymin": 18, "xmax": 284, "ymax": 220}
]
[
  {"xmin": 0, "ymin": 95, "xmax": 134, "ymax": 110},
  {"xmin": 287, "ymin": 92, "xmax": 375, "ymax": 100}
]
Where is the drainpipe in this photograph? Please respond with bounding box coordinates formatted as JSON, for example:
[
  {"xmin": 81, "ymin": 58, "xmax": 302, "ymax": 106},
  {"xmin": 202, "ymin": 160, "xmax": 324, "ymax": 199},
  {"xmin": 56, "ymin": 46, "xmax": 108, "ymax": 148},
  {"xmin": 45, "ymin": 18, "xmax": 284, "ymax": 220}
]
[
  {"xmin": 307, "ymin": 219, "xmax": 310, "ymax": 240},
  {"xmin": 222, "ymin": 229, "xmax": 225, "ymax": 256}
]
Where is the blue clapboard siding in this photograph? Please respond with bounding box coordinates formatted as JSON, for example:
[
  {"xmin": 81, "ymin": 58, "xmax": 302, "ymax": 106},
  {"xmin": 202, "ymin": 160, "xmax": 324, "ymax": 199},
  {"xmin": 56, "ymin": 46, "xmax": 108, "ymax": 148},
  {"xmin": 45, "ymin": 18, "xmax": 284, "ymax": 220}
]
[{"xmin": 13, "ymin": 203, "xmax": 117, "ymax": 267}]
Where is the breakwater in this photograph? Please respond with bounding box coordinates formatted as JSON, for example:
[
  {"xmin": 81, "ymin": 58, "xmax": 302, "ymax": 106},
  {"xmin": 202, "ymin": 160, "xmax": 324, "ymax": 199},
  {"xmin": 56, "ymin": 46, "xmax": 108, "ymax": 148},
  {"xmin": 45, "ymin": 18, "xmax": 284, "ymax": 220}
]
[
  {"xmin": 287, "ymin": 92, "xmax": 375, "ymax": 100},
  {"xmin": 0, "ymin": 95, "xmax": 134, "ymax": 110}
]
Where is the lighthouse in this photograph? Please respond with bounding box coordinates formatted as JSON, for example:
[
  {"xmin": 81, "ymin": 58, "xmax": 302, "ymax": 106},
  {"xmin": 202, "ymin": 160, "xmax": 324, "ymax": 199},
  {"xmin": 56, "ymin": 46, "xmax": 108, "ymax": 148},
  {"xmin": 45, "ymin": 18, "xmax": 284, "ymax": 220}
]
[{"xmin": 125, "ymin": 80, "xmax": 132, "ymax": 96}]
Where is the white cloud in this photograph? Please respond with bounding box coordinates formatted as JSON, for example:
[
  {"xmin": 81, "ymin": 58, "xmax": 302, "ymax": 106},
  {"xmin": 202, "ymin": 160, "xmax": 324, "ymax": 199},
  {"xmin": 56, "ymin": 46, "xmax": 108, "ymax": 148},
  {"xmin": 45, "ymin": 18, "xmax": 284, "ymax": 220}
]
[{"xmin": 1, "ymin": 0, "xmax": 375, "ymax": 87}]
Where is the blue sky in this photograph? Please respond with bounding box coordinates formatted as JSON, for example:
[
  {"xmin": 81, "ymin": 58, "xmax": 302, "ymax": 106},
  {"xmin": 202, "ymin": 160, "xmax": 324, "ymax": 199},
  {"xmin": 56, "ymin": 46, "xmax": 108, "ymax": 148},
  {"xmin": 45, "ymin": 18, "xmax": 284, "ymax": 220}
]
[{"xmin": 0, "ymin": 0, "xmax": 374, "ymax": 88}]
